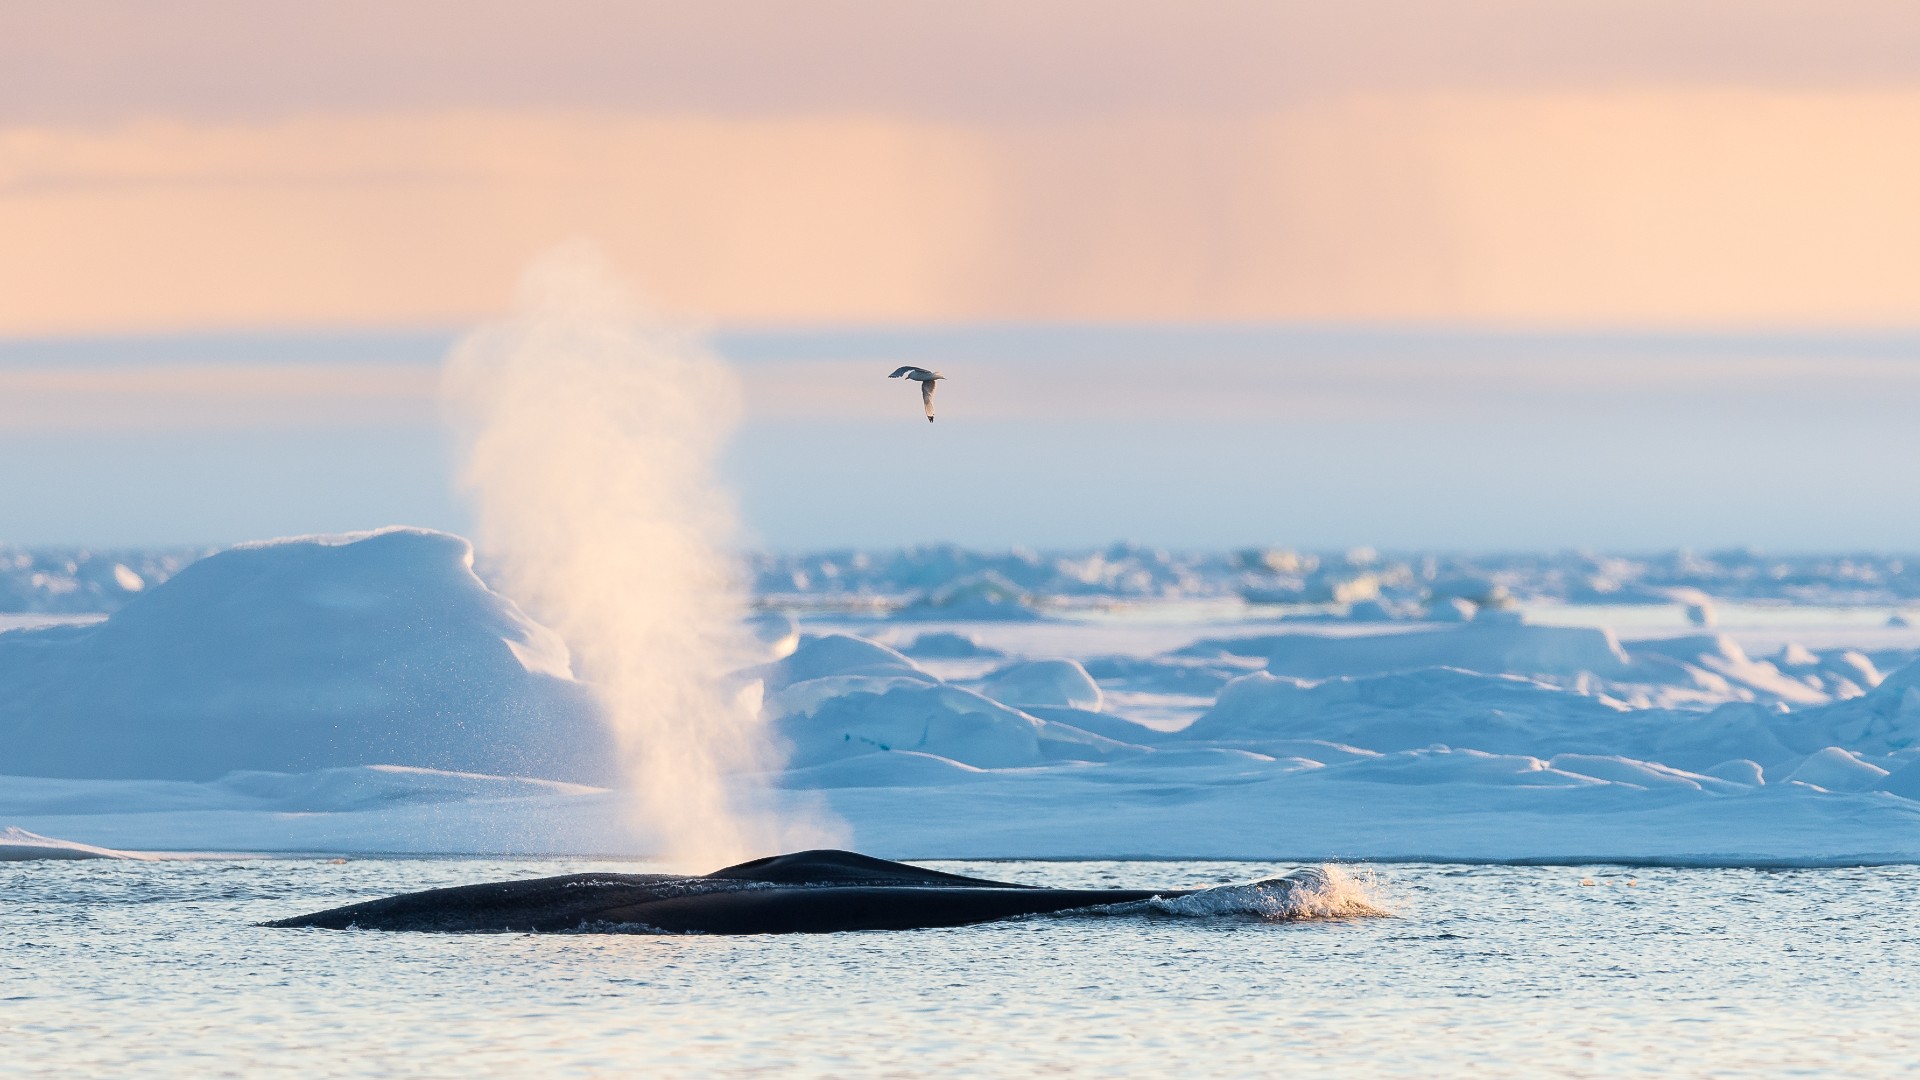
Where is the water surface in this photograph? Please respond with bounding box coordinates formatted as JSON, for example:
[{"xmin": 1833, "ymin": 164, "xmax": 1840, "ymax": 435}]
[{"xmin": 5, "ymin": 859, "xmax": 1916, "ymax": 1076}]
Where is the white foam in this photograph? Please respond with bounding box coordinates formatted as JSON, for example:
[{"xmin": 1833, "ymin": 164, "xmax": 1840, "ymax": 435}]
[{"xmin": 1122, "ymin": 866, "xmax": 1391, "ymax": 921}]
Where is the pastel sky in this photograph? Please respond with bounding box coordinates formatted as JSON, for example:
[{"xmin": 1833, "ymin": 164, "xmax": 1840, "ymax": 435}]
[
  {"xmin": 8, "ymin": 0, "xmax": 1920, "ymax": 331},
  {"xmin": 3, "ymin": 2, "xmax": 1918, "ymax": 549}
]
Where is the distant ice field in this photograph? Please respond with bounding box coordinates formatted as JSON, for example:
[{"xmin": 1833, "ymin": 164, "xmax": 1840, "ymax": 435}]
[{"xmin": 5, "ymin": 529, "xmax": 1920, "ymax": 863}]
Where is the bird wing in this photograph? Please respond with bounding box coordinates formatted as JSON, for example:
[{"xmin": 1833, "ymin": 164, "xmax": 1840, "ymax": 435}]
[
  {"xmin": 888, "ymin": 365, "xmax": 926, "ymax": 379},
  {"xmin": 922, "ymin": 378, "xmax": 937, "ymax": 418}
]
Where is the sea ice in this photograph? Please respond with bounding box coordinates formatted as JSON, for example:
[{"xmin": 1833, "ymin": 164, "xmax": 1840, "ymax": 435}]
[
  {"xmin": 6, "ymin": 529, "xmax": 1920, "ymax": 863},
  {"xmin": 900, "ymin": 631, "xmax": 1005, "ymax": 659},
  {"xmin": 974, "ymin": 658, "xmax": 1104, "ymax": 711},
  {"xmin": 1784, "ymin": 747, "xmax": 1892, "ymax": 793},
  {"xmin": 0, "ymin": 826, "xmax": 147, "ymax": 861},
  {"xmin": 0, "ymin": 528, "xmax": 607, "ymax": 783},
  {"xmin": 1180, "ymin": 621, "xmax": 1635, "ymax": 680}
]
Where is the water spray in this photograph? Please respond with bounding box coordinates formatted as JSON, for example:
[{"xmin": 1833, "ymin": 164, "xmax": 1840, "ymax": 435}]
[{"xmin": 441, "ymin": 244, "xmax": 837, "ymax": 868}]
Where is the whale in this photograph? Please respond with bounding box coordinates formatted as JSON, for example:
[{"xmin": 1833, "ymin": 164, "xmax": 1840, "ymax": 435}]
[{"xmin": 268, "ymin": 849, "xmax": 1249, "ymax": 935}]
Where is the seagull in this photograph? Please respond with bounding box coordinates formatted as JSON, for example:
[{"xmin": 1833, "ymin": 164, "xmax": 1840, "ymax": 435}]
[{"xmin": 888, "ymin": 365, "xmax": 945, "ymax": 422}]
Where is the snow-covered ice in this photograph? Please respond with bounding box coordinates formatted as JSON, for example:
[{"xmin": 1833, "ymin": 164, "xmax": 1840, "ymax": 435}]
[
  {"xmin": 4, "ymin": 529, "xmax": 1920, "ymax": 862},
  {"xmin": 0, "ymin": 826, "xmax": 150, "ymax": 861},
  {"xmin": 0, "ymin": 528, "xmax": 607, "ymax": 783}
]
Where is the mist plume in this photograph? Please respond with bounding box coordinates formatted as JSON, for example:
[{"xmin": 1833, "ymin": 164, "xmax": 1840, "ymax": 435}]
[{"xmin": 441, "ymin": 244, "xmax": 832, "ymax": 868}]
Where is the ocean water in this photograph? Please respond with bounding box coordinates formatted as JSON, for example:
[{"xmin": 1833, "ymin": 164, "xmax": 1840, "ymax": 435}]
[{"xmin": 5, "ymin": 858, "xmax": 1917, "ymax": 1077}]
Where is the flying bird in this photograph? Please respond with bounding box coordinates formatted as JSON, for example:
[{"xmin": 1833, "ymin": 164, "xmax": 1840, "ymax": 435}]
[{"xmin": 888, "ymin": 365, "xmax": 945, "ymax": 422}]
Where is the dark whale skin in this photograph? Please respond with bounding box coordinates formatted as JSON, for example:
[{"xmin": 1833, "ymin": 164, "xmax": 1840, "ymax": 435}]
[{"xmin": 265, "ymin": 849, "xmax": 1191, "ymax": 935}]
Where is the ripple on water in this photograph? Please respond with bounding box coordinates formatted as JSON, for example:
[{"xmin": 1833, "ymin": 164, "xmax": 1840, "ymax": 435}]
[{"xmin": 3, "ymin": 859, "xmax": 1918, "ymax": 1076}]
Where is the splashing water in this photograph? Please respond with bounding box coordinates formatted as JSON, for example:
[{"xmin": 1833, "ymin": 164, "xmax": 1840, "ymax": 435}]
[
  {"xmin": 1104, "ymin": 865, "xmax": 1394, "ymax": 922},
  {"xmin": 440, "ymin": 245, "xmax": 838, "ymax": 869}
]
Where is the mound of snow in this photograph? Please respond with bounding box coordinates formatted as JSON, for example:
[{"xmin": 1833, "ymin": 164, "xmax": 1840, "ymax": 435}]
[
  {"xmin": 900, "ymin": 631, "xmax": 1004, "ymax": 659},
  {"xmin": 893, "ymin": 571, "xmax": 1043, "ymax": 621},
  {"xmin": 746, "ymin": 611, "xmax": 800, "ymax": 659},
  {"xmin": 1318, "ymin": 747, "xmax": 1603, "ymax": 788},
  {"xmin": 774, "ymin": 682, "xmax": 1049, "ymax": 769},
  {"xmin": 1081, "ymin": 655, "xmax": 1255, "ymax": 696},
  {"xmin": 0, "ymin": 528, "xmax": 607, "ymax": 783},
  {"xmin": 757, "ymin": 632, "xmax": 1149, "ymax": 769},
  {"xmin": 1176, "ymin": 624, "xmax": 1866, "ymax": 710},
  {"xmin": 758, "ymin": 634, "xmax": 1142, "ymax": 771},
  {"xmin": 1770, "ymin": 646, "xmax": 1880, "ymax": 698},
  {"xmin": 779, "ymin": 750, "xmax": 996, "ymax": 789},
  {"xmin": 1182, "ymin": 620, "xmax": 1633, "ymax": 680},
  {"xmin": 0, "ymin": 547, "xmax": 199, "ymax": 614},
  {"xmin": 1187, "ymin": 668, "xmax": 1629, "ymax": 757},
  {"xmin": 1302, "ymin": 572, "xmax": 1381, "ymax": 604},
  {"xmin": 1766, "ymin": 661, "xmax": 1920, "ymax": 758},
  {"xmin": 1879, "ymin": 758, "xmax": 1920, "ymax": 800},
  {"xmin": 1016, "ymin": 705, "xmax": 1166, "ymax": 747},
  {"xmin": 1643, "ymin": 702, "xmax": 1801, "ymax": 773},
  {"xmin": 1874, "ymin": 657, "xmax": 1920, "ymax": 698},
  {"xmin": 0, "ymin": 826, "xmax": 147, "ymax": 860},
  {"xmin": 976, "ymin": 659, "xmax": 1104, "ymax": 711},
  {"xmin": 1280, "ymin": 598, "xmax": 1420, "ymax": 624},
  {"xmin": 1345, "ymin": 600, "xmax": 1416, "ymax": 622},
  {"xmin": 1626, "ymin": 635, "xmax": 1831, "ymax": 705},
  {"xmin": 1704, "ymin": 759, "xmax": 1767, "ymax": 787},
  {"xmin": 1545, "ymin": 754, "xmax": 1742, "ymax": 793},
  {"xmin": 1240, "ymin": 581, "xmax": 1305, "ymax": 605},
  {"xmin": 1426, "ymin": 575, "xmax": 1510, "ymax": 607},
  {"xmin": 749, "ymin": 633, "xmax": 933, "ymax": 692},
  {"xmin": 1784, "ymin": 747, "xmax": 1891, "ymax": 793}
]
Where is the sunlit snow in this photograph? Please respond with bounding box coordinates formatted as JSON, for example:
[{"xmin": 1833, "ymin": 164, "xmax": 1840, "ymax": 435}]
[{"xmin": 4, "ymin": 529, "xmax": 1919, "ymax": 863}]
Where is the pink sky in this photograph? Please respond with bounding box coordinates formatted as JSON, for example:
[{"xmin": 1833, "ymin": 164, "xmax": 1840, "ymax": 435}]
[
  {"xmin": 12, "ymin": 1, "xmax": 1920, "ymax": 122},
  {"xmin": 4, "ymin": 1, "xmax": 1919, "ymax": 332}
]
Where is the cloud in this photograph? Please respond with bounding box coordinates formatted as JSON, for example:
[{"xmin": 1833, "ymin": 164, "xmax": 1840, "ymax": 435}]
[
  {"xmin": 6, "ymin": 1, "xmax": 1920, "ymax": 124},
  {"xmin": 0, "ymin": 362, "xmax": 437, "ymax": 431},
  {"xmin": 4, "ymin": 93, "xmax": 1920, "ymax": 333},
  {"xmin": 8, "ymin": 327, "xmax": 1915, "ymax": 433}
]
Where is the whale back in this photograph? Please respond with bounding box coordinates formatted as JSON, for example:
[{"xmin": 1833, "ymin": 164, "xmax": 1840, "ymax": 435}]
[
  {"xmin": 267, "ymin": 850, "xmax": 1182, "ymax": 934},
  {"xmin": 705, "ymin": 849, "xmax": 1032, "ymax": 889}
]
